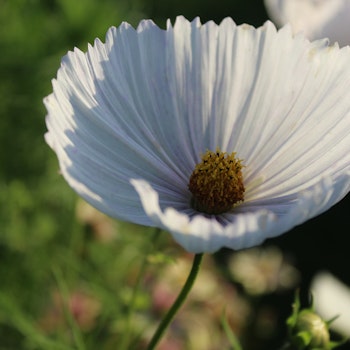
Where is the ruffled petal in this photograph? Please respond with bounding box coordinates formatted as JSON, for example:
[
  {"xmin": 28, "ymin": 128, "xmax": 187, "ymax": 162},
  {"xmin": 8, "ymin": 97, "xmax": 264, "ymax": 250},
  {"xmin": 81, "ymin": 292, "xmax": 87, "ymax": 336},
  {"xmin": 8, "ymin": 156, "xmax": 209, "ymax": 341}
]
[
  {"xmin": 45, "ymin": 20, "xmax": 193, "ymax": 224},
  {"xmin": 132, "ymin": 172, "xmax": 350, "ymax": 252},
  {"xmin": 46, "ymin": 16, "xmax": 350, "ymax": 253}
]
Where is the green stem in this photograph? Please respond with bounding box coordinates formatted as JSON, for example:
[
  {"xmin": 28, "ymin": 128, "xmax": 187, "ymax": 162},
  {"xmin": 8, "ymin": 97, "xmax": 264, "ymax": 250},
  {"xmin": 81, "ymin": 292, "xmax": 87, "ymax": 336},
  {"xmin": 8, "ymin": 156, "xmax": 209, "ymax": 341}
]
[
  {"xmin": 52, "ymin": 267, "xmax": 85, "ymax": 350},
  {"xmin": 221, "ymin": 309, "xmax": 243, "ymax": 350},
  {"xmin": 147, "ymin": 253, "xmax": 204, "ymax": 350}
]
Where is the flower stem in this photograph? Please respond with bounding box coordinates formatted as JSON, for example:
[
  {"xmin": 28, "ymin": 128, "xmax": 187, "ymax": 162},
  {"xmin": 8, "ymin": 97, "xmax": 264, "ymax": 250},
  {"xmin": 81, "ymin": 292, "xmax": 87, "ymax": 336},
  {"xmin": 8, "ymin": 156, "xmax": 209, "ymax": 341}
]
[
  {"xmin": 52, "ymin": 267, "xmax": 85, "ymax": 350},
  {"xmin": 147, "ymin": 253, "xmax": 204, "ymax": 350}
]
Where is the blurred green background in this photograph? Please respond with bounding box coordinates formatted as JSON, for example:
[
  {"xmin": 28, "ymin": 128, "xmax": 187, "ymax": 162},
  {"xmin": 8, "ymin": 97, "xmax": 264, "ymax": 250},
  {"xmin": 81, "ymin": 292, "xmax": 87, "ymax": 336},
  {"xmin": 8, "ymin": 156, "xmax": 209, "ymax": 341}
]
[{"xmin": 1, "ymin": 1, "xmax": 349, "ymax": 349}]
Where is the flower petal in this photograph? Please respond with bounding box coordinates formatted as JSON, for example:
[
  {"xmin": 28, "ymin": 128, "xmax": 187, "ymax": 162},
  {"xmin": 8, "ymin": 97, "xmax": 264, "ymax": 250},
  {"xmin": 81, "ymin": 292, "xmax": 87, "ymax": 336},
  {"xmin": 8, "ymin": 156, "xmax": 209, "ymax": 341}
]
[
  {"xmin": 311, "ymin": 272, "xmax": 350, "ymax": 337},
  {"xmin": 132, "ymin": 172, "xmax": 350, "ymax": 252},
  {"xmin": 264, "ymin": 0, "xmax": 350, "ymax": 46},
  {"xmin": 46, "ymin": 16, "xmax": 350, "ymax": 253}
]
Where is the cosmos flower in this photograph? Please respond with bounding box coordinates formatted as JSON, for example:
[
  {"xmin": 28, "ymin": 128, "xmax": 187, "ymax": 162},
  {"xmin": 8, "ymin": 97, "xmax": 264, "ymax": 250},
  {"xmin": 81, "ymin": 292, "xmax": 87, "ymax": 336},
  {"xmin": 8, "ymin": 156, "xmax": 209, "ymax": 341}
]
[
  {"xmin": 228, "ymin": 246, "xmax": 300, "ymax": 295},
  {"xmin": 45, "ymin": 16, "xmax": 350, "ymax": 253},
  {"xmin": 264, "ymin": 0, "xmax": 350, "ymax": 46},
  {"xmin": 311, "ymin": 272, "xmax": 350, "ymax": 337}
]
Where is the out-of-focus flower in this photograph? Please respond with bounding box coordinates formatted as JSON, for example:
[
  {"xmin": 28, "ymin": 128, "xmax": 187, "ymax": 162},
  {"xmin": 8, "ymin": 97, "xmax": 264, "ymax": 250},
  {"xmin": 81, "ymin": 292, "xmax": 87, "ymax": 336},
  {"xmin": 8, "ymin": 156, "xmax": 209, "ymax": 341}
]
[
  {"xmin": 45, "ymin": 16, "xmax": 350, "ymax": 253},
  {"xmin": 39, "ymin": 289, "xmax": 101, "ymax": 333},
  {"xmin": 229, "ymin": 246, "xmax": 299, "ymax": 295},
  {"xmin": 311, "ymin": 271, "xmax": 350, "ymax": 337},
  {"xmin": 264, "ymin": 0, "xmax": 350, "ymax": 45}
]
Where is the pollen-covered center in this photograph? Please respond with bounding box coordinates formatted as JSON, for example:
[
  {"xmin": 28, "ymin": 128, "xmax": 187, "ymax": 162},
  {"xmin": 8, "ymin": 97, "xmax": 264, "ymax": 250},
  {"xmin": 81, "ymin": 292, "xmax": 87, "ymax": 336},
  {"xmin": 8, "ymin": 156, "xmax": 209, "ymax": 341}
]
[{"xmin": 188, "ymin": 149, "xmax": 245, "ymax": 215}]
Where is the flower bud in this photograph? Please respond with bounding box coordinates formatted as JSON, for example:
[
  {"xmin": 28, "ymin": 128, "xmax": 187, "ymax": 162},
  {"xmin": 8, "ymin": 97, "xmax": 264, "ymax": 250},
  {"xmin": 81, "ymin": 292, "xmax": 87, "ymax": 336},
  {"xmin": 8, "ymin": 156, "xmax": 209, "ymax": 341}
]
[{"xmin": 294, "ymin": 310, "xmax": 330, "ymax": 348}]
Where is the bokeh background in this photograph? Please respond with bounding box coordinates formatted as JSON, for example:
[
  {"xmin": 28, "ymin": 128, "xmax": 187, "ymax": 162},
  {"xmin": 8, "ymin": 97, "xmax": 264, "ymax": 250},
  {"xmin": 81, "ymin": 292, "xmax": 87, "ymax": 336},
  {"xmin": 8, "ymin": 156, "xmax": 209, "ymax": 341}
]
[{"xmin": 1, "ymin": 0, "xmax": 349, "ymax": 349}]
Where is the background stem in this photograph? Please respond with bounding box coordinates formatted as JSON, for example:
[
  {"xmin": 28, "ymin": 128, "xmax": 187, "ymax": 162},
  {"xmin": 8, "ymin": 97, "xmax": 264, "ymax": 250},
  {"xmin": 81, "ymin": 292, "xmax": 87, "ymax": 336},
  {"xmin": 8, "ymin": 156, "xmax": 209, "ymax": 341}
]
[{"xmin": 146, "ymin": 253, "xmax": 204, "ymax": 350}]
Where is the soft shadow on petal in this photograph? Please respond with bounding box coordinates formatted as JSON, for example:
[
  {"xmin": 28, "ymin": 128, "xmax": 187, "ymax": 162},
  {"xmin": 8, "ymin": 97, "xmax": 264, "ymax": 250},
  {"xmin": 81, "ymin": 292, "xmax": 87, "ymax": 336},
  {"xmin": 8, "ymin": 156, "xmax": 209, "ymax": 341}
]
[
  {"xmin": 45, "ymin": 20, "xmax": 197, "ymax": 224},
  {"xmin": 232, "ymin": 32, "xmax": 350, "ymax": 200}
]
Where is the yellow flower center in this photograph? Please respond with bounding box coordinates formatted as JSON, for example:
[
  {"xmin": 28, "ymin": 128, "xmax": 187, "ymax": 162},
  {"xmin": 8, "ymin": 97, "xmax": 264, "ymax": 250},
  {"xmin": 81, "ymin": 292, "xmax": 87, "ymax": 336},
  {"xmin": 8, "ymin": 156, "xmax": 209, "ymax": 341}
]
[{"xmin": 188, "ymin": 148, "xmax": 245, "ymax": 215}]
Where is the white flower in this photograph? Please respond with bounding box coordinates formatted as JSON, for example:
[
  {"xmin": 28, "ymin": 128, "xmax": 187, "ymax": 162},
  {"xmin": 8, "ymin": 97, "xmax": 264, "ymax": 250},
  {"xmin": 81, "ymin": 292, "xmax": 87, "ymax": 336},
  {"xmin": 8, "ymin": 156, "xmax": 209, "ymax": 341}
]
[
  {"xmin": 45, "ymin": 16, "xmax": 350, "ymax": 253},
  {"xmin": 264, "ymin": 0, "xmax": 350, "ymax": 46},
  {"xmin": 311, "ymin": 272, "xmax": 350, "ymax": 337},
  {"xmin": 228, "ymin": 246, "xmax": 300, "ymax": 295}
]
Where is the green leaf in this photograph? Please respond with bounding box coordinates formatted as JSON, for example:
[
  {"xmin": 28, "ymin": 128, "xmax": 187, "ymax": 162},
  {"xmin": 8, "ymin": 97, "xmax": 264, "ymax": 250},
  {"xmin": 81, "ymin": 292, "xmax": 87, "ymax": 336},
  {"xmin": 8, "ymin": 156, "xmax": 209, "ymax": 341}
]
[{"xmin": 293, "ymin": 331, "xmax": 312, "ymax": 348}]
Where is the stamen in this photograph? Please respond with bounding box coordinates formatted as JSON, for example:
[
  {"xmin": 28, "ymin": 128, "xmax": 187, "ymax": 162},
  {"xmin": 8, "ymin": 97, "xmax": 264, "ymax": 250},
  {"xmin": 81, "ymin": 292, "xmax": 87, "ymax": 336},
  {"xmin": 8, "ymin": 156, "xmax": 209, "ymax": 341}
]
[{"xmin": 188, "ymin": 148, "xmax": 245, "ymax": 214}]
